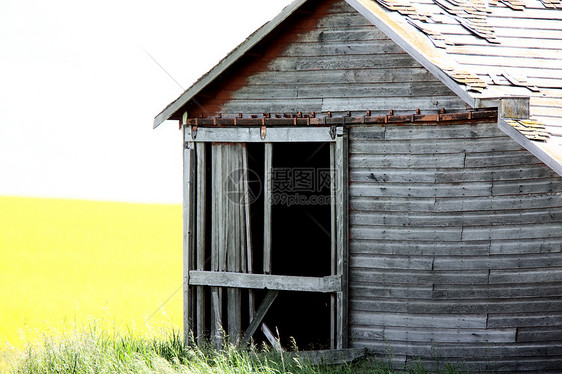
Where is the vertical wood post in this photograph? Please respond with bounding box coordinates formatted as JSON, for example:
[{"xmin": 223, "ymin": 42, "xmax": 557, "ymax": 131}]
[
  {"xmin": 263, "ymin": 143, "xmax": 273, "ymax": 275},
  {"xmin": 330, "ymin": 142, "xmax": 337, "ymax": 350},
  {"xmin": 183, "ymin": 125, "xmax": 196, "ymax": 346},
  {"xmin": 242, "ymin": 147, "xmax": 256, "ymax": 320},
  {"xmin": 195, "ymin": 142, "xmax": 206, "ymax": 344},
  {"xmin": 219, "ymin": 147, "xmax": 228, "ymax": 345},
  {"xmin": 211, "ymin": 145, "xmax": 223, "ymax": 346},
  {"xmin": 227, "ymin": 145, "xmax": 242, "ymax": 342},
  {"xmin": 335, "ymin": 127, "xmax": 349, "ymax": 349}
]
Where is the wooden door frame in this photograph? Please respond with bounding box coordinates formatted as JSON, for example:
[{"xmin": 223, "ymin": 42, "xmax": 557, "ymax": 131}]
[{"xmin": 182, "ymin": 125, "xmax": 349, "ymax": 348}]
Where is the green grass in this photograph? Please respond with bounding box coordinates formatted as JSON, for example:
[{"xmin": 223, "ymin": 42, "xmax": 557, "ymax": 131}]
[{"xmin": 1, "ymin": 323, "xmax": 472, "ymax": 374}]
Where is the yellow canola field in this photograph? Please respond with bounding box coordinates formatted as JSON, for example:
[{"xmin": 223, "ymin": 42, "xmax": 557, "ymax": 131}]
[{"xmin": 0, "ymin": 197, "xmax": 183, "ymax": 347}]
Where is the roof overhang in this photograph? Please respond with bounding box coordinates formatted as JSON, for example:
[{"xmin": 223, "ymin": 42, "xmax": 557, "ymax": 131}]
[{"xmin": 154, "ymin": 0, "xmax": 562, "ymax": 177}]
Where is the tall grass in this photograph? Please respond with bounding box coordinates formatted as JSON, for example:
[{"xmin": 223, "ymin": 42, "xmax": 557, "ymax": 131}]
[
  {"xmin": 2, "ymin": 323, "xmax": 344, "ymax": 374},
  {"xmin": 1, "ymin": 323, "xmax": 471, "ymax": 374}
]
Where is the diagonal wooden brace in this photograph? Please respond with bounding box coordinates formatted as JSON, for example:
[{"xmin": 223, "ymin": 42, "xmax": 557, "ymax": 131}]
[{"xmin": 239, "ymin": 290, "xmax": 278, "ymax": 346}]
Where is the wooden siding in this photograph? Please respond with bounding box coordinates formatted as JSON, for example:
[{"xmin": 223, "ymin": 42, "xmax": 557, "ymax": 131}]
[
  {"xmin": 185, "ymin": 0, "xmax": 468, "ymax": 118},
  {"xmin": 348, "ymin": 121, "xmax": 562, "ymax": 372}
]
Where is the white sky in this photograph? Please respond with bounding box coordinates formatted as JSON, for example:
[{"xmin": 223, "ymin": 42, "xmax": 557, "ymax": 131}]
[{"xmin": 0, "ymin": 0, "xmax": 292, "ymax": 204}]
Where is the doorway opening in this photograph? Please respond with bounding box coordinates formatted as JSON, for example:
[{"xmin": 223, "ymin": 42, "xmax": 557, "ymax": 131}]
[
  {"xmin": 263, "ymin": 142, "xmax": 332, "ymax": 349},
  {"xmin": 186, "ymin": 132, "xmax": 342, "ymax": 351}
]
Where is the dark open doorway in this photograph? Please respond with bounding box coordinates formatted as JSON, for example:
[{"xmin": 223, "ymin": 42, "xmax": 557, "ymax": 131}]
[{"xmin": 262, "ymin": 142, "xmax": 332, "ymax": 350}]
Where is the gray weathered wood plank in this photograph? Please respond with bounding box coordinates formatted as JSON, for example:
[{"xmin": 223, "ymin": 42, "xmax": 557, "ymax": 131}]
[
  {"xmin": 335, "ymin": 127, "xmax": 349, "ymax": 349},
  {"xmin": 350, "ymin": 182, "xmax": 493, "ymax": 198},
  {"xmin": 433, "ymin": 253, "xmax": 562, "ymax": 271},
  {"xmin": 349, "ymin": 153, "xmax": 466, "ymax": 168},
  {"xmin": 195, "ymin": 142, "xmax": 206, "ymax": 343},
  {"xmin": 189, "ymin": 271, "xmax": 342, "ymax": 293},
  {"xmin": 350, "ymin": 299, "xmax": 562, "ymax": 314},
  {"xmin": 227, "ymin": 145, "xmax": 242, "ymax": 342},
  {"xmin": 242, "ymin": 147, "xmax": 256, "ymax": 321},
  {"xmin": 261, "ymin": 323, "xmax": 282, "ymax": 353},
  {"xmin": 350, "ymin": 254, "xmax": 433, "ymax": 270},
  {"xmin": 488, "ymin": 312, "xmax": 562, "ymax": 328},
  {"xmin": 183, "ymin": 133, "xmax": 196, "ymax": 345},
  {"xmin": 322, "ymin": 96, "xmax": 467, "ymax": 112},
  {"xmin": 211, "ymin": 144, "xmax": 224, "ymax": 346},
  {"xmin": 351, "ymin": 226, "xmax": 463, "ymax": 241},
  {"xmin": 350, "ymin": 269, "xmax": 489, "ymax": 285},
  {"xmin": 350, "ymin": 209, "xmax": 562, "ymax": 227},
  {"xmin": 350, "ymin": 285, "xmax": 434, "ymax": 299},
  {"xmin": 247, "ymin": 67, "xmax": 443, "ymax": 86},
  {"xmin": 263, "ymin": 143, "xmax": 273, "ymax": 275},
  {"xmin": 350, "ymin": 312, "xmax": 487, "ymax": 329},
  {"xmin": 433, "ymin": 283, "xmax": 562, "ymax": 299},
  {"xmin": 350, "ymin": 239, "xmax": 491, "ymax": 256},
  {"xmin": 350, "ymin": 326, "xmax": 516, "ymax": 343},
  {"xmin": 186, "ymin": 127, "xmax": 335, "ymax": 143}
]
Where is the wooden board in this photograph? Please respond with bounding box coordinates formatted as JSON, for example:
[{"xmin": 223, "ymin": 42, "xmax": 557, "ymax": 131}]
[
  {"xmin": 189, "ymin": 271, "xmax": 342, "ymax": 293},
  {"xmin": 195, "ymin": 142, "xmax": 206, "ymax": 343},
  {"xmin": 346, "ymin": 122, "xmax": 562, "ymax": 368},
  {"xmin": 185, "ymin": 127, "xmax": 336, "ymax": 143},
  {"xmin": 240, "ymin": 290, "xmax": 278, "ymax": 346},
  {"xmin": 182, "ymin": 135, "xmax": 196, "ymax": 345},
  {"xmin": 263, "ymin": 144, "xmax": 273, "ymax": 275},
  {"xmin": 335, "ymin": 126, "xmax": 349, "ymax": 349}
]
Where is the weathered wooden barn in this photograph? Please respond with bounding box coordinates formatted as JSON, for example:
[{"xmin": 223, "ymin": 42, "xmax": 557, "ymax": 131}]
[{"xmin": 154, "ymin": 0, "xmax": 562, "ymax": 371}]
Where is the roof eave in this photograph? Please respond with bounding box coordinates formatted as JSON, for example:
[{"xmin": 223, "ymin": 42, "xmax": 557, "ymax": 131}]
[
  {"xmin": 153, "ymin": 0, "xmax": 309, "ymax": 129},
  {"xmin": 498, "ymin": 118, "xmax": 562, "ymax": 177}
]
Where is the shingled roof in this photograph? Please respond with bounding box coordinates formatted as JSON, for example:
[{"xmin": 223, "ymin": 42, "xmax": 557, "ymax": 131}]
[
  {"xmin": 155, "ymin": 0, "xmax": 562, "ymax": 176},
  {"xmin": 347, "ymin": 0, "xmax": 562, "ymax": 175}
]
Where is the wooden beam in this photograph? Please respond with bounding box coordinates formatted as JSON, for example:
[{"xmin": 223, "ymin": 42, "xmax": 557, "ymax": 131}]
[
  {"xmin": 261, "ymin": 323, "xmax": 282, "ymax": 353},
  {"xmin": 188, "ymin": 271, "xmax": 342, "ymax": 293},
  {"xmin": 227, "ymin": 145, "xmax": 242, "ymax": 342},
  {"xmin": 211, "ymin": 145, "xmax": 223, "ymax": 346},
  {"xmin": 185, "ymin": 127, "xmax": 336, "ymax": 143},
  {"xmin": 263, "ymin": 144, "xmax": 273, "ymax": 275},
  {"xmin": 335, "ymin": 126, "xmax": 349, "ymax": 349},
  {"xmin": 183, "ymin": 131, "xmax": 196, "ymax": 346},
  {"xmin": 240, "ymin": 290, "xmax": 278, "ymax": 346},
  {"xmin": 195, "ymin": 142, "xmax": 206, "ymax": 344},
  {"xmin": 242, "ymin": 148, "xmax": 256, "ymax": 321},
  {"xmin": 211, "ymin": 288, "xmax": 222, "ymax": 347}
]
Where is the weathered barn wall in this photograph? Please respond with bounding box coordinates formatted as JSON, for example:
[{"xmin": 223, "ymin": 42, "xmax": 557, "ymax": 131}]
[
  {"xmin": 348, "ymin": 121, "xmax": 562, "ymax": 372},
  {"xmin": 177, "ymin": 0, "xmax": 562, "ymax": 370},
  {"xmin": 186, "ymin": 0, "xmax": 469, "ymax": 118}
]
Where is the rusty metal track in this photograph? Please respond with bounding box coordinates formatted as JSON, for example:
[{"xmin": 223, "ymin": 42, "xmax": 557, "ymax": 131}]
[{"xmin": 183, "ymin": 109, "xmax": 498, "ymax": 127}]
